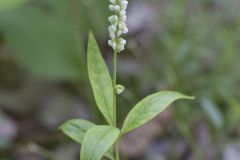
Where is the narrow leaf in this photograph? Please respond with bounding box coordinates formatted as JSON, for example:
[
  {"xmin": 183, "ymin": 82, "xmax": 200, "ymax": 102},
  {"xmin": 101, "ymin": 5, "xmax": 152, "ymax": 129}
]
[
  {"xmin": 80, "ymin": 125, "xmax": 120, "ymax": 160},
  {"xmin": 88, "ymin": 32, "xmax": 114, "ymax": 125},
  {"xmin": 122, "ymin": 91, "xmax": 194, "ymax": 133},
  {"xmin": 59, "ymin": 119, "xmax": 114, "ymax": 160}
]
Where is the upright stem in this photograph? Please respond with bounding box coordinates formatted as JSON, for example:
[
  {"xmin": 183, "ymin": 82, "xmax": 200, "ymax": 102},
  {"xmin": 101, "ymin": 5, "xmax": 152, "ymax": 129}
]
[
  {"xmin": 112, "ymin": 49, "xmax": 120, "ymax": 160},
  {"xmin": 114, "ymin": 139, "xmax": 120, "ymax": 160},
  {"xmin": 113, "ymin": 49, "xmax": 117, "ymax": 126}
]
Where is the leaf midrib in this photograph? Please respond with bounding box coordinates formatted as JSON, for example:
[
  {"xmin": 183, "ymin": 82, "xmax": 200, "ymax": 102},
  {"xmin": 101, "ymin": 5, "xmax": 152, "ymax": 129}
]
[
  {"xmin": 70, "ymin": 122, "xmax": 89, "ymax": 133},
  {"xmin": 89, "ymin": 128, "xmax": 113, "ymax": 160}
]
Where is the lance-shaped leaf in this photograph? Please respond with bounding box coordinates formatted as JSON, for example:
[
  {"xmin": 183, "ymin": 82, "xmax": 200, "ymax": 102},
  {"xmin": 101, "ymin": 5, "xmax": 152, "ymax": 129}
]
[
  {"xmin": 122, "ymin": 91, "xmax": 194, "ymax": 134},
  {"xmin": 59, "ymin": 119, "xmax": 114, "ymax": 160},
  {"xmin": 59, "ymin": 119, "xmax": 95, "ymax": 144},
  {"xmin": 80, "ymin": 125, "xmax": 120, "ymax": 160},
  {"xmin": 88, "ymin": 32, "xmax": 114, "ymax": 125}
]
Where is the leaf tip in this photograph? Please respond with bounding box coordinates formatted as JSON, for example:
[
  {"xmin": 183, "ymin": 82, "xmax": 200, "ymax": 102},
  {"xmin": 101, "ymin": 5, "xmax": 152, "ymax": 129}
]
[
  {"xmin": 165, "ymin": 91, "xmax": 195, "ymax": 100},
  {"xmin": 183, "ymin": 95, "xmax": 195, "ymax": 100},
  {"xmin": 88, "ymin": 31, "xmax": 94, "ymax": 39},
  {"xmin": 182, "ymin": 95, "xmax": 195, "ymax": 100},
  {"xmin": 189, "ymin": 96, "xmax": 195, "ymax": 100},
  {"xmin": 58, "ymin": 124, "xmax": 65, "ymax": 131}
]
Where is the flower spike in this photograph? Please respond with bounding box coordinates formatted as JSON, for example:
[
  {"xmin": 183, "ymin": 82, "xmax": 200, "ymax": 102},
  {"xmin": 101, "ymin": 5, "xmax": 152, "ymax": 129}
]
[{"xmin": 108, "ymin": 0, "xmax": 129, "ymax": 53}]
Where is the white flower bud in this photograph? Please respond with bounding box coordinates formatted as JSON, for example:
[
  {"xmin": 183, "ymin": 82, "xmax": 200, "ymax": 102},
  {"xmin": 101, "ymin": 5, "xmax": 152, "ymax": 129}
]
[
  {"xmin": 117, "ymin": 31, "xmax": 122, "ymax": 37},
  {"xmin": 118, "ymin": 22, "xmax": 124, "ymax": 29},
  {"xmin": 109, "ymin": 5, "xmax": 115, "ymax": 11},
  {"xmin": 119, "ymin": 38, "xmax": 126, "ymax": 46},
  {"xmin": 108, "ymin": 15, "xmax": 118, "ymax": 24},
  {"xmin": 120, "ymin": 10, "xmax": 126, "ymax": 17},
  {"xmin": 108, "ymin": 40, "xmax": 113, "ymax": 46},
  {"xmin": 117, "ymin": 45, "xmax": 125, "ymax": 52},
  {"xmin": 121, "ymin": 15, "xmax": 127, "ymax": 22},
  {"xmin": 120, "ymin": 1, "xmax": 128, "ymax": 10},
  {"xmin": 108, "ymin": 40, "xmax": 117, "ymax": 50},
  {"xmin": 122, "ymin": 26, "xmax": 128, "ymax": 34},
  {"xmin": 109, "ymin": 4, "xmax": 120, "ymax": 11},
  {"xmin": 115, "ymin": 84, "xmax": 125, "ymax": 94},
  {"xmin": 108, "ymin": 25, "xmax": 117, "ymax": 32},
  {"xmin": 109, "ymin": 32, "xmax": 115, "ymax": 39},
  {"xmin": 112, "ymin": 42, "xmax": 117, "ymax": 49}
]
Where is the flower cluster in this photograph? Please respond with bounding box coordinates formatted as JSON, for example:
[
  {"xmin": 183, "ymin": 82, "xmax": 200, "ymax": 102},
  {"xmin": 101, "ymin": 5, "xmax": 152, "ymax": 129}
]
[{"xmin": 108, "ymin": 0, "xmax": 128, "ymax": 53}]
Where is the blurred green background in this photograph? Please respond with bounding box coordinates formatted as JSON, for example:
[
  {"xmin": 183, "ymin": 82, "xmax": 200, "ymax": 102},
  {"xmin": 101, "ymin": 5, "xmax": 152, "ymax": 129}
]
[{"xmin": 0, "ymin": 0, "xmax": 240, "ymax": 160}]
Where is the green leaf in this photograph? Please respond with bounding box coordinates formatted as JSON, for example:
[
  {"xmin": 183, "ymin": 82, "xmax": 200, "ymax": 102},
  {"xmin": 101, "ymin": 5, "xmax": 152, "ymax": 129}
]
[
  {"xmin": 80, "ymin": 125, "xmax": 120, "ymax": 160},
  {"xmin": 59, "ymin": 119, "xmax": 95, "ymax": 144},
  {"xmin": 88, "ymin": 32, "xmax": 114, "ymax": 125},
  {"xmin": 0, "ymin": 0, "xmax": 27, "ymax": 11},
  {"xmin": 122, "ymin": 91, "xmax": 194, "ymax": 133},
  {"xmin": 59, "ymin": 119, "xmax": 114, "ymax": 160}
]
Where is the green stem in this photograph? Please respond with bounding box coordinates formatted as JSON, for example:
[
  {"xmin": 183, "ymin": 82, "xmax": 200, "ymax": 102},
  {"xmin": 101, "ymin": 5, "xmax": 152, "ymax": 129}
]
[
  {"xmin": 113, "ymin": 49, "xmax": 117, "ymax": 126},
  {"xmin": 114, "ymin": 139, "xmax": 120, "ymax": 160},
  {"xmin": 112, "ymin": 49, "xmax": 119, "ymax": 160}
]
